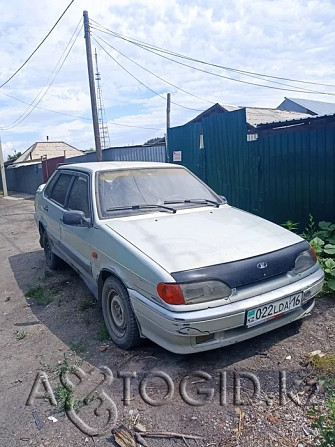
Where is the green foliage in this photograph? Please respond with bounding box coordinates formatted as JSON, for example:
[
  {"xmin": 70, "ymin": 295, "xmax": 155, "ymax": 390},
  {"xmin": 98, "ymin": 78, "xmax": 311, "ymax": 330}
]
[
  {"xmin": 301, "ymin": 214, "xmax": 317, "ymax": 241},
  {"xmin": 309, "ymin": 380, "xmax": 335, "ymax": 447},
  {"xmin": 311, "ymin": 354, "xmax": 335, "ymax": 373},
  {"xmin": 54, "ymin": 354, "xmax": 76, "ymax": 376},
  {"xmin": 315, "ymin": 221, "xmax": 335, "ymax": 244},
  {"xmin": 309, "ymin": 236, "xmax": 335, "ymax": 293},
  {"xmin": 55, "ymin": 384, "xmax": 74, "ymax": 412},
  {"xmin": 7, "ymin": 151, "xmax": 22, "ymax": 162},
  {"xmin": 301, "ymin": 218, "xmax": 335, "ymax": 293},
  {"xmin": 25, "ymin": 285, "xmax": 58, "ymax": 305},
  {"xmin": 284, "ymin": 215, "xmax": 335, "ymax": 293},
  {"xmin": 79, "ymin": 299, "xmax": 95, "ymax": 311},
  {"xmin": 144, "ymin": 136, "xmax": 164, "ymax": 145},
  {"xmin": 282, "ymin": 220, "xmax": 299, "ymax": 232},
  {"xmin": 97, "ymin": 322, "xmax": 110, "ymax": 341},
  {"xmin": 16, "ymin": 330, "xmax": 27, "ymax": 340}
]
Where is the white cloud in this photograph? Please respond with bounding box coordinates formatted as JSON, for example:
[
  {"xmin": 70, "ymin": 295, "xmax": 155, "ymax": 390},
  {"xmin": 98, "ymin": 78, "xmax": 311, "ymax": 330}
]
[{"xmin": 0, "ymin": 0, "xmax": 335, "ymax": 160}]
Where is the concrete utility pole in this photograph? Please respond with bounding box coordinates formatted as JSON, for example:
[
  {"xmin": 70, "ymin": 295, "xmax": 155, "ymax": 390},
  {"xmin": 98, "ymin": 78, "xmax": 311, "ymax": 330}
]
[
  {"xmin": 83, "ymin": 10, "xmax": 102, "ymax": 162},
  {"xmin": 0, "ymin": 138, "xmax": 8, "ymax": 197},
  {"xmin": 166, "ymin": 93, "xmax": 171, "ymax": 162}
]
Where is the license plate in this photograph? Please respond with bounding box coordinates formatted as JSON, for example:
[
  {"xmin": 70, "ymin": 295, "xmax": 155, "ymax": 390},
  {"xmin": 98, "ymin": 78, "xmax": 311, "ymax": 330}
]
[{"xmin": 246, "ymin": 293, "xmax": 302, "ymax": 328}]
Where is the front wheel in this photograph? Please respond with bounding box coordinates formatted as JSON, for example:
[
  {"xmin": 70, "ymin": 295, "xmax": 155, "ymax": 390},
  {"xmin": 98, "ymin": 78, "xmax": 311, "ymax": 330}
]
[{"xmin": 101, "ymin": 277, "xmax": 141, "ymax": 349}]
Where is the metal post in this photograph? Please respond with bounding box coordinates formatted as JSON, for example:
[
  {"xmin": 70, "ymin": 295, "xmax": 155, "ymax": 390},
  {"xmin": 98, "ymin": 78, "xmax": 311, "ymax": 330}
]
[
  {"xmin": 83, "ymin": 10, "xmax": 102, "ymax": 162},
  {"xmin": 166, "ymin": 93, "xmax": 171, "ymax": 162},
  {"xmin": 0, "ymin": 138, "xmax": 8, "ymax": 196}
]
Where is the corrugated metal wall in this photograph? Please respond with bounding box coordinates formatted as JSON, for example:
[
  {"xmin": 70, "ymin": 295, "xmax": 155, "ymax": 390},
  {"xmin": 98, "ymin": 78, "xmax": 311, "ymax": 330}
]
[
  {"xmin": 0, "ymin": 145, "xmax": 166, "ymax": 195},
  {"xmin": 3, "ymin": 164, "xmax": 44, "ymax": 194},
  {"xmin": 167, "ymin": 122, "xmax": 204, "ymax": 179},
  {"xmin": 168, "ymin": 109, "xmax": 335, "ymax": 227},
  {"xmin": 66, "ymin": 144, "xmax": 166, "ymax": 164}
]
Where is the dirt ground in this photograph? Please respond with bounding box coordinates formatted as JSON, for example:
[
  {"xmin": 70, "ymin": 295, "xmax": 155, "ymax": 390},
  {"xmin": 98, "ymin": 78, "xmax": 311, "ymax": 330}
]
[{"xmin": 0, "ymin": 197, "xmax": 334, "ymax": 447}]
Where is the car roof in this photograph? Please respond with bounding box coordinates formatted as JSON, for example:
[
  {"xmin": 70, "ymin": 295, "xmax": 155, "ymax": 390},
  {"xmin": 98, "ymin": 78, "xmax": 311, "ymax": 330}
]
[{"xmin": 59, "ymin": 161, "xmax": 179, "ymax": 174}]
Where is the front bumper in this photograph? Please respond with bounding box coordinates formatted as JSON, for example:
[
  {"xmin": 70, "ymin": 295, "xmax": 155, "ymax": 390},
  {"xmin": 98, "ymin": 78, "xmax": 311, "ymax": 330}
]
[{"xmin": 129, "ymin": 267, "xmax": 324, "ymax": 354}]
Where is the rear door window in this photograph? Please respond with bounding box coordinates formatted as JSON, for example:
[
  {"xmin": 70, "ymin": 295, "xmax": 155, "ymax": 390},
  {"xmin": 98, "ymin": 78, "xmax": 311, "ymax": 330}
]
[{"xmin": 49, "ymin": 173, "xmax": 72, "ymax": 206}]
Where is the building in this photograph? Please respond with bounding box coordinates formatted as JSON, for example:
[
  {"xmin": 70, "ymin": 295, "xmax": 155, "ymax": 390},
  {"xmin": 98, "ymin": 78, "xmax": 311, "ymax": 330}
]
[
  {"xmin": 1, "ymin": 141, "xmax": 83, "ymax": 195},
  {"xmin": 14, "ymin": 141, "xmax": 82, "ymax": 164},
  {"xmin": 277, "ymin": 97, "xmax": 335, "ymax": 116},
  {"xmin": 188, "ymin": 103, "xmax": 310, "ymax": 125},
  {"xmin": 186, "ymin": 103, "xmax": 310, "ymax": 141},
  {"xmin": 168, "ymin": 103, "xmax": 335, "ymax": 227}
]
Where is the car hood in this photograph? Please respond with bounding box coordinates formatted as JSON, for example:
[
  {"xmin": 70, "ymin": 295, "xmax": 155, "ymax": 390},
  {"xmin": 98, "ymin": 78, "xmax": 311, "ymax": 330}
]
[{"xmin": 105, "ymin": 205, "xmax": 303, "ymax": 273}]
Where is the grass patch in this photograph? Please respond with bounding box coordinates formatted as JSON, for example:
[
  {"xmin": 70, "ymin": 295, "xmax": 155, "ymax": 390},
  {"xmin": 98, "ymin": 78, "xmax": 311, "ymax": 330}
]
[
  {"xmin": 16, "ymin": 330, "xmax": 27, "ymax": 340},
  {"xmin": 52, "ymin": 355, "xmax": 91, "ymax": 413},
  {"xmin": 97, "ymin": 322, "xmax": 110, "ymax": 341},
  {"xmin": 79, "ymin": 299, "xmax": 95, "ymax": 311},
  {"xmin": 312, "ymin": 354, "xmax": 335, "ymax": 373},
  {"xmin": 25, "ymin": 285, "xmax": 58, "ymax": 305},
  {"xmin": 309, "ymin": 379, "xmax": 335, "ymax": 447},
  {"xmin": 55, "ymin": 384, "xmax": 94, "ymax": 413},
  {"xmin": 55, "ymin": 384, "xmax": 74, "ymax": 412},
  {"xmin": 54, "ymin": 353, "xmax": 82, "ymax": 377}
]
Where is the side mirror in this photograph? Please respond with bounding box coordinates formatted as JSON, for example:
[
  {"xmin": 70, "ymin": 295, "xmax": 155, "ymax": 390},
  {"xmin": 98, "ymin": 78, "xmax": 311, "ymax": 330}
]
[
  {"xmin": 62, "ymin": 210, "xmax": 91, "ymax": 227},
  {"xmin": 220, "ymin": 196, "xmax": 228, "ymax": 204}
]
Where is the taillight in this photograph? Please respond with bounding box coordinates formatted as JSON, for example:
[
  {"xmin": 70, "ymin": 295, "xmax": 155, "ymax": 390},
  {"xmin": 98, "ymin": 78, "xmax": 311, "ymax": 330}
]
[{"xmin": 157, "ymin": 283, "xmax": 185, "ymax": 305}]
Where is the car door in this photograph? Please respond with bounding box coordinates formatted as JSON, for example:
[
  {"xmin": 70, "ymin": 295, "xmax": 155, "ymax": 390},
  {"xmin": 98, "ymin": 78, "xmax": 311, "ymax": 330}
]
[
  {"xmin": 43, "ymin": 171, "xmax": 73, "ymax": 251},
  {"xmin": 60, "ymin": 171, "xmax": 94, "ymax": 280}
]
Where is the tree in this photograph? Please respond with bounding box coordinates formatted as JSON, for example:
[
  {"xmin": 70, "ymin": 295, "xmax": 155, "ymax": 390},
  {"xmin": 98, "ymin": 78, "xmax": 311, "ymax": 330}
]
[
  {"xmin": 7, "ymin": 151, "xmax": 22, "ymax": 162},
  {"xmin": 144, "ymin": 137, "xmax": 164, "ymax": 145}
]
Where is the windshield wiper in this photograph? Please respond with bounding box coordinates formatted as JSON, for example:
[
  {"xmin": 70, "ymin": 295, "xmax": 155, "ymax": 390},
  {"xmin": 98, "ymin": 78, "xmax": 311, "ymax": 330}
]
[
  {"xmin": 106, "ymin": 204, "xmax": 177, "ymax": 213},
  {"xmin": 164, "ymin": 198, "xmax": 221, "ymax": 208}
]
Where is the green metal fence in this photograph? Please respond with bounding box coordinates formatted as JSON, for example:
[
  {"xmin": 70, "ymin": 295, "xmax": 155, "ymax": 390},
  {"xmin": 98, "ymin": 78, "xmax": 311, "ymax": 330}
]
[{"xmin": 168, "ymin": 109, "xmax": 335, "ymax": 228}]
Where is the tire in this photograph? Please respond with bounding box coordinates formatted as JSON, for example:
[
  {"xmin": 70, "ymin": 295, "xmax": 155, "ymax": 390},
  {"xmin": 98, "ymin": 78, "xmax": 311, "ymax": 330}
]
[
  {"xmin": 43, "ymin": 231, "xmax": 63, "ymax": 270},
  {"xmin": 101, "ymin": 276, "xmax": 141, "ymax": 349}
]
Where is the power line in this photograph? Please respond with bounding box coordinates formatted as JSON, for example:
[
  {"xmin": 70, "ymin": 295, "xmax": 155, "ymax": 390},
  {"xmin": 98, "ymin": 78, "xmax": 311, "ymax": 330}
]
[
  {"xmin": 0, "ymin": 20, "xmax": 83, "ymax": 130},
  {"xmin": 92, "ymin": 33, "xmax": 216, "ymax": 105},
  {"xmin": 112, "ymin": 35, "xmax": 335, "ymax": 96},
  {"xmin": 0, "ymin": 89, "xmax": 91, "ymax": 121},
  {"xmin": 108, "ymin": 122, "xmax": 162, "ymax": 130},
  {"xmin": 91, "ymin": 20, "xmax": 335, "ymax": 94},
  {"xmin": 0, "ymin": 89, "xmax": 163, "ymax": 130},
  {"xmin": 0, "ymin": 0, "xmax": 75, "ymax": 89},
  {"xmin": 93, "ymin": 37, "xmax": 205, "ymax": 112}
]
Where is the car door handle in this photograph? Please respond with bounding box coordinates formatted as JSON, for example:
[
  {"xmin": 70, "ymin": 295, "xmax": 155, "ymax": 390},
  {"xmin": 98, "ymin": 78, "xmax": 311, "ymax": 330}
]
[{"xmin": 43, "ymin": 205, "xmax": 48, "ymax": 211}]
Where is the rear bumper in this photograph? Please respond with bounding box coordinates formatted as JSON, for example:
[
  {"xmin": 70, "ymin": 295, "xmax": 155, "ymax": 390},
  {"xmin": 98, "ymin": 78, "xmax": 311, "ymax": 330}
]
[{"xmin": 129, "ymin": 267, "xmax": 324, "ymax": 354}]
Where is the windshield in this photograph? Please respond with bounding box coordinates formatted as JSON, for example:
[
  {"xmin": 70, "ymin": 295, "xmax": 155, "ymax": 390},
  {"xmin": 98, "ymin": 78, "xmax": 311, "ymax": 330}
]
[{"xmin": 97, "ymin": 167, "xmax": 223, "ymax": 218}]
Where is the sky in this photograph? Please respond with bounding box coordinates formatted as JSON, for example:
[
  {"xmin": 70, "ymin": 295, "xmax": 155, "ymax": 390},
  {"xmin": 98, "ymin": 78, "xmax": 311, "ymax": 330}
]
[{"xmin": 0, "ymin": 0, "xmax": 335, "ymax": 160}]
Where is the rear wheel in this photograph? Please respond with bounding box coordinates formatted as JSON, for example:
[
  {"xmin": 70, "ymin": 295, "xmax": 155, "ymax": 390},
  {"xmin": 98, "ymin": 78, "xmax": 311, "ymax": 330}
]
[
  {"xmin": 43, "ymin": 232, "xmax": 63, "ymax": 270},
  {"xmin": 101, "ymin": 277, "xmax": 141, "ymax": 349}
]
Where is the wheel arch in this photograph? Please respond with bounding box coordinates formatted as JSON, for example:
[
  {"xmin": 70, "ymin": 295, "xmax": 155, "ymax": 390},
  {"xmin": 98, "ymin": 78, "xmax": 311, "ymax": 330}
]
[
  {"xmin": 98, "ymin": 269, "xmax": 126, "ymax": 302},
  {"xmin": 38, "ymin": 221, "xmax": 46, "ymax": 248}
]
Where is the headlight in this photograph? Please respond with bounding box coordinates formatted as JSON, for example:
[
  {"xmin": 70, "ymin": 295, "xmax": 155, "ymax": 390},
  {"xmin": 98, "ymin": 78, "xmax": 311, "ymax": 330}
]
[
  {"xmin": 180, "ymin": 281, "xmax": 231, "ymax": 304},
  {"xmin": 157, "ymin": 281, "xmax": 231, "ymax": 305},
  {"xmin": 294, "ymin": 247, "xmax": 317, "ymax": 274}
]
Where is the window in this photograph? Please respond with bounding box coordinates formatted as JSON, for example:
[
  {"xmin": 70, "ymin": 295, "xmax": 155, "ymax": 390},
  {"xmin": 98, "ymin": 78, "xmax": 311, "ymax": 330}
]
[
  {"xmin": 67, "ymin": 175, "xmax": 90, "ymax": 217},
  {"xmin": 97, "ymin": 167, "xmax": 223, "ymax": 217},
  {"xmin": 44, "ymin": 171, "xmax": 58, "ymax": 198},
  {"xmin": 50, "ymin": 173, "xmax": 72, "ymax": 206}
]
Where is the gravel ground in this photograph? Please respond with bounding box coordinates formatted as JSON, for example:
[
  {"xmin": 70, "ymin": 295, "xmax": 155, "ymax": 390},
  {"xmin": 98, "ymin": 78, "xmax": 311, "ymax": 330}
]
[{"xmin": 0, "ymin": 197, "xmax": 334, "ymax": 447}]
